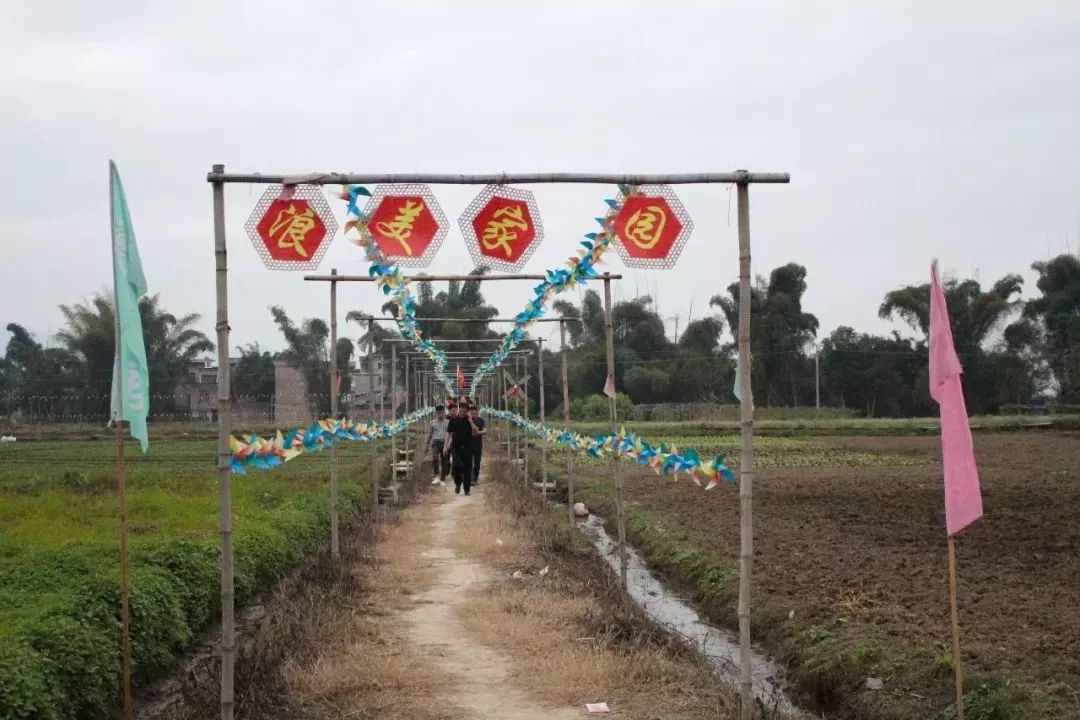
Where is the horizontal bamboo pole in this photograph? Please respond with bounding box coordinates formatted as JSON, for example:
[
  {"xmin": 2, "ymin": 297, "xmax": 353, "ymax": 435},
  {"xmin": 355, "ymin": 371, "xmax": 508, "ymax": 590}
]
[
  {"xmin": 382, "ymin": 338, "xmax": 526, "ymax": 345},
  {"xmin": 208, "ymin": 170, "xmax": 790, "ymax": 185},
  {"xmin": 370, "ymin": 316, "xmax": 582, "ymax": 323},
  {"xmin": 304, "ymin": 273, "xmax": 622, "ymax": 282}
]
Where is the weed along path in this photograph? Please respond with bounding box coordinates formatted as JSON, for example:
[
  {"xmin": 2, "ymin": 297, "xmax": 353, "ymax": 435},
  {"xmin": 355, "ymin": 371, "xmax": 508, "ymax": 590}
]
[
  {"xmin": 401, "ymin": 491, "xmax": 581, "ymax": 720},
  {"xmin": 286, "ymin": 462, "xmax": 759, "ymax": 720}
]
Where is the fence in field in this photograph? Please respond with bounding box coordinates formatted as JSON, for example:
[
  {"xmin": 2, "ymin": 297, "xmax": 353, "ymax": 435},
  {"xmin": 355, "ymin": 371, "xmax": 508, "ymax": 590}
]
[
  {"xmin": 630, "ymin": 403, "xmax": 858, "ymax": 422},
  {"xmin": 0, "ymin": 392, "xmax": 405, "ymax": 430}
]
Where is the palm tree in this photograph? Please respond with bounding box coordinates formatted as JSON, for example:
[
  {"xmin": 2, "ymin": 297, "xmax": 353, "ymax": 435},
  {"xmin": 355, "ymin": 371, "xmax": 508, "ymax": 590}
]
[
  {"xmin": 879, "ymin": 273, "xmax": 1025, "ymax": 352},
  {"xmin": 56, "ymin": 292, "xmax": 214, "ymax": 414},
  {"xmin": 553, "ymin": 289, "xmax": 605, "ymax": 347},
  {"xmin": 709, "ymin": 263, "xmax": 819, "ymax": 406}
]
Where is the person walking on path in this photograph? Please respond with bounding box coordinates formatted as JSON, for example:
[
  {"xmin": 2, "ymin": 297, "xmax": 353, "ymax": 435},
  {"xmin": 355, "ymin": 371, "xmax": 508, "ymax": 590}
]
[
  {"xmin": 427, "ymin": 405, "xmax": 449, "ymax": 485},
  {"xmin": 444, "ymin": 401, "xmax": 475, "ymax": 495},
  {"xmin": 467, "ymin": 405, "xmax": 486, "ymax": 486}
]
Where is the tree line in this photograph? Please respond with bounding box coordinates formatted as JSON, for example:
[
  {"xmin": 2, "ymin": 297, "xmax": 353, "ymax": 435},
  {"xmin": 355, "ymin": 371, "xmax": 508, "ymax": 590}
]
[
  {"xmin": 2, "ymin": 254, "xmax": 1078, "ymax": 421},
  {"xmin": 541, "ymin": 254, "xmax": 1079, "ymax": 417}
]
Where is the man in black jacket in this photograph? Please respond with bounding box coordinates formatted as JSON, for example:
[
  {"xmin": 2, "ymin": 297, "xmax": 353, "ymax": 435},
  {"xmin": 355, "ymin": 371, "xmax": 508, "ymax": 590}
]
[{"xmin": 443, "ymin": 401, "xmax": 475, "ymax": 495}]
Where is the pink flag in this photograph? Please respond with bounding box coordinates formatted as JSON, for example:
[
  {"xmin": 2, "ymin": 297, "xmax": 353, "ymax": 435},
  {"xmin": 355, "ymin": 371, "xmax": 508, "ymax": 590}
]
[
  {"xmin": 929, "ymin": 261, "xmax": 983, "ymax": 535},
  {"xmin": 603, "ymin": 373, "xmax": 616, "ymax": 399}
]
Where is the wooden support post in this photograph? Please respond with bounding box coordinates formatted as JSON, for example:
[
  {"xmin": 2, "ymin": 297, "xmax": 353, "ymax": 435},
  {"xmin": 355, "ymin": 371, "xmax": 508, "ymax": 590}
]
[
  {"xmin": 603, "ymin": 277, "xmax": 627, "ymax": 588},
  {"xmin": 949, "ymin": 535, "xmax": 966, "ymax": 719},
  {"xmin": 329, "ymin": 268, "xmax": 339, "ymax": 559},
  {"xmin": 368, "ymin": 318, "xmax": 378, "ymax": 511},
  {"xmin": 736, "ymin": 177, "xmax": 756, "ymax": 720},
  {"xmin": 537, "ymin": 338, "xmax": 547, "ymax": 499},
  {"xmin": 560, "ymin": 319, "xmax": 574, "ymax": 523},
  {"xmin": 211, "ymin": 163, "xmax": 235, "ymax": 720}
]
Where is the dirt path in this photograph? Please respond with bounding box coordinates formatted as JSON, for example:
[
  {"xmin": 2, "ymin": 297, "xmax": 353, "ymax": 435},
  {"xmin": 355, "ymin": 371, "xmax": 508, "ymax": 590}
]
[{"xmin": 401, "ymin": 490, "xmax": 581, "ymax": 720}]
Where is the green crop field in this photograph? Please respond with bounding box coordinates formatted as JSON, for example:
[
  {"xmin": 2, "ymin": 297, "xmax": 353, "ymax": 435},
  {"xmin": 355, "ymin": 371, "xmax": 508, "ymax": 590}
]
[{"xmin": 0, "ymin": 437, "xmax": 379, "ymax": 720}]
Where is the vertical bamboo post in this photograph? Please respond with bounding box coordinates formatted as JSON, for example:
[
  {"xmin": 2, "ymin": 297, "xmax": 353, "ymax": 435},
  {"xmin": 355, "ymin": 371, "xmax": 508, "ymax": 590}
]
[
  {"xmin": 603, "ymin": 277, "xmax": 627, "ymax": 588},
  {"xmin": 515, "ymin": 356, "xmax": 522, "ymax": 480},
  {"xmin": 404, "ymin": 353, "xmax": 410, "ymax": 471},
  {"xmin": 736, "ymin": 176, "xmax": 756, "ymax": 720},
  {"xmin": 329, "ymin": 268, "xmax": 339, "ymax": 559},
  {"xmin": 502, "ymin": 370, "xmax": 511, "ymax": 461},
  {"xmin": 368, "ymin": 318, "xmax": 378, "ymax": 511},
  {"xmin": 110, "ymin": 160, "xmax": 134, "ymax": 720},
  {"xmin": 523, "ymin": 352, "xmax": 530, "ymax": 485},
  {"xmin": 537, "ymin": 338, "xmax": 547, "ymax": 498},
  {"xmin": 948, "ymin": 535, "xmax": 966, "ymax": 719},
  {"xmin": 391, "ymin": 344, "xmax": 398, "ymax": 482},
  {"xmin": 815, "ymin": 349, "xmax": 821, "ymax": 413},
  {"xmin": 115, "ymin": 424, "xmax": 134, "ymax": 720},
  {"xmin": 560, "ymin": 319, "xmax": 574, "ymax": 523},
  {"xmin": 211, "ymin": 163, "xmax": 235, "ymax": 720}
]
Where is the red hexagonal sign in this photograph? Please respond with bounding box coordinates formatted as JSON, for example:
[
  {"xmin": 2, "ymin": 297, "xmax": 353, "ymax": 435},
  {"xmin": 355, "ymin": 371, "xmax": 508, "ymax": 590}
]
[
  {"xmin": 611, "ymin": 186, "xmax": 693, "ymax": 269},
  {"xmin": 361, "ymin": 185, "xmax": 447, "ymax": 267},
  {"xmin": 459, "ymin": 186, "xmax": 544, "ymax": 272},
  {"xmin": 255, "ymin": 199, "xmax": 327, "ymax": 261},
  {"xmin": 245, "ymin": 185, "xmax": 338, "ymax": 270}
]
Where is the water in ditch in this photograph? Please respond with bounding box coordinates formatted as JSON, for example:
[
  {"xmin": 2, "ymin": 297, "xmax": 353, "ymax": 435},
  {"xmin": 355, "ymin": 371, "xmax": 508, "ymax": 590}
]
[{"xmin": 579, "ymin": 514, "xmax": 801, "ymax": 715}]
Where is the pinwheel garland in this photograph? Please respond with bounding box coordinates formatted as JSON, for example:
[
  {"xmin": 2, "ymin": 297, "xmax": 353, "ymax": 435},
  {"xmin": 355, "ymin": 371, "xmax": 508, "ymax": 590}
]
[
  {"xmin": 229, "ymin": 407, "xmax": 434, "ymax": 474},
  {"xmin": 468, "ymin": 189, "xmax": 632, "ymax": 397},
  {"xmin": 339, "ymin": 185, "xmax": 456, "ymax": 394},
  {"xmin": 482, "ymin": 407, "xmax": 736, "ymax": 489}
]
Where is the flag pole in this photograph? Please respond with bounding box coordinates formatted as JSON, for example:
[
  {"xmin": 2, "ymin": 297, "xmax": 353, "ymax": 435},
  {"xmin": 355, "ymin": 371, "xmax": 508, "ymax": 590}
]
[
  {"xmin": 948, "ymin": 535, "xmax": 965, "ymax": 719},
  {"xmin": 115, "ymin": 421, "xmax": 134, "ymax": 720},
  {"xmin": 109, "ymin": 160, "xmax": 135, "ymax": 720}
]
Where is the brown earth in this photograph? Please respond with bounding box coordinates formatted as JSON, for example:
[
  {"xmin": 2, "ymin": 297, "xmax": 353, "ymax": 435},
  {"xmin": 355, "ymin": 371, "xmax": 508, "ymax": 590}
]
[{"xmin": 600, "ymin": 432, "xmax": 1080, "ymax": 705}]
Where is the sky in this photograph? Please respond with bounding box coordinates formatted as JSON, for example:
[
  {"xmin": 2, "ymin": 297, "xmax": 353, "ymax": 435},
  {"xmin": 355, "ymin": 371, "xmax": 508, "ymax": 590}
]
[{"xmin": 3, "ymin": 2, "xmax": 1079, "ymax": 358}]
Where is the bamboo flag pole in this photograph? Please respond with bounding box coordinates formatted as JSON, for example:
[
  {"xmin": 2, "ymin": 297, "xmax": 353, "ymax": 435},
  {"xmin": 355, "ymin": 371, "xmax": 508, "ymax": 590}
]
[
  {"xmin": 948, "ymin": 536, "xmax": 966, "ymax": 720},
  {"xmin": 115, "ymin": 424, "xmax": 134, "ymax": 720},
  {"xmin": 736, "ymin": 177, "xmax": 757, "ymax": 720},
  {"xmin": 603, "ymin": 277, "xmax": 628, "ymax": 589},
  {"xmin": 329, "ymin": 269, "xmax": 340, "ymax": 559},
  {"xmin": 560, "ymin": 319, "xmax": 574, "ymax": 524},
  {"xmin": 110, "ymin": 161, "xmax": 135, "ymax": 720},
  {"xmin": 211, "ymin": 164, "xmax": 235, "ymax": 720},
  {"xmin": 927, "ymin": 257, "xmax": 984, "ymax": 720}
]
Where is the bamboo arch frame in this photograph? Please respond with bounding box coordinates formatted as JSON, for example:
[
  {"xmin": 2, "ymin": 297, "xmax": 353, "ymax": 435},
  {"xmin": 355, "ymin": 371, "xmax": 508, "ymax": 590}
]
[{"xmin": 208, "ymin": 165, "xmax": 790, "ymax": 720}]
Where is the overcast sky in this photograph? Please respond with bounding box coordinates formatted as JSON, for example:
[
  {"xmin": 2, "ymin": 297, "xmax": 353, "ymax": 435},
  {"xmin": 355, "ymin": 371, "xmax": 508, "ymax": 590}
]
[{"xmin": 3, "ymin": 2, "xmax": 1079, "ymax": 358}]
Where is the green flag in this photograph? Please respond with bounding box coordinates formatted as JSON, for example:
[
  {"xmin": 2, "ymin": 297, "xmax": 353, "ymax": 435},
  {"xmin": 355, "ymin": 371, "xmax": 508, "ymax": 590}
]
[{"xmin": 109, "ymin": 161, "xmax": 150, "ymax": 452}]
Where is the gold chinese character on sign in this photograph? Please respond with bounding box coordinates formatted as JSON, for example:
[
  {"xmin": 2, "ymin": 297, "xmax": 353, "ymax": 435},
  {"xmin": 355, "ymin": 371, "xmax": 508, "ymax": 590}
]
[
  {"xmin": 481, "ymin": 205, "xmax": 529, "ymax": 258},
  {"xmin": 375, "ymin": 200, "xmax": 425, "ymax": 255},
  {"xmin": 623, "ymin": 205, "xmax": 667, "ymax": 250},
  {"xmin": 269, "ymin": 203, "xmax": 317, "ymax": 258}
]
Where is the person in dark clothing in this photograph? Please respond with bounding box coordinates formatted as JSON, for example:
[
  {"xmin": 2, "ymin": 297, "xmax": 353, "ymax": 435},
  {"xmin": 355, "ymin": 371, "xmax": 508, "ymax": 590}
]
[
  {"xmin": 467, "ymin": 406, "xmax": 486, "ymax": 485},
  {"xmin": 426, "ymin": 405, "xmax": 449, "ymax": 485},
  {"xmin": 443, "ymin": 402, "xmax": 474, "ymax": 495}
]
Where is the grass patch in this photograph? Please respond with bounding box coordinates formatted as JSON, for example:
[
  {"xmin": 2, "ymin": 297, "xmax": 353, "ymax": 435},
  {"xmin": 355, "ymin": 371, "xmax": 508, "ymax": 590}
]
[{"xmin": 0, "ymin": 437, "xmax": 383, "ymax": 720}]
